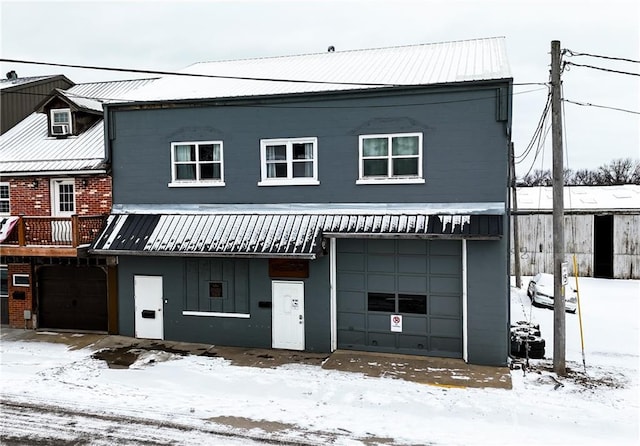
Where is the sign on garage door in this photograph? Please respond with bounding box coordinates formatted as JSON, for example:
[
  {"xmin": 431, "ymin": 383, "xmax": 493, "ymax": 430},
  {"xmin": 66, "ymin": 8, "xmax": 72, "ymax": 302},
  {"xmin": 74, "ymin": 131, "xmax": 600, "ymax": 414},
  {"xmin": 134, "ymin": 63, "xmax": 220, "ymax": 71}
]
[{"xmin": 336, "ymin": 239, "xmax": 462, "ymax": 358}]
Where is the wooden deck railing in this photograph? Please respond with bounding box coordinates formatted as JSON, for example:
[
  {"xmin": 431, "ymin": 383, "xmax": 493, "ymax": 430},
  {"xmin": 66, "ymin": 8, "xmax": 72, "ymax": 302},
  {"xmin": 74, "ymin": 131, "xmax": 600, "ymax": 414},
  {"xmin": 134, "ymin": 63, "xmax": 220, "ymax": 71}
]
[{"xmin": 2, "ymin": 215, "xmax": 108, "ymax": 248}]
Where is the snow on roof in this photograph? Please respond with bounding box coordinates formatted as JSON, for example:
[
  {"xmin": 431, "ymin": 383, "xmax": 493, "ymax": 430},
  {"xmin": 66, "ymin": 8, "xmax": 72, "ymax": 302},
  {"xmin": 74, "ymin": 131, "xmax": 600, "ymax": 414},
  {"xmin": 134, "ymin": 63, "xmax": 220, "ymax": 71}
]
[
  {"xmin": 0, "ymin": 78, "xmax": 157, "ymax": 175},
  {"xmin": 0, "ymin": 74, "xmax": 69, "ymax": 91},
  {"xmin": 124, "ymin": 37, "xmax": 512, "ymax": 103},
  {"xmin": 514, "ymin": 185, "xmax": 640, "ymax": 211}
]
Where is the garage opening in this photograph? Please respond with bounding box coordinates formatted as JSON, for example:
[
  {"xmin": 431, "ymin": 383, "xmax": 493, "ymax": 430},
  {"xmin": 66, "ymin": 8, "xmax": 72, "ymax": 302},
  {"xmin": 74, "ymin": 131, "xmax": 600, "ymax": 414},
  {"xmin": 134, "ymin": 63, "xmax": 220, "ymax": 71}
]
[
  {"xmin": 594, "ymin": 215, "xmax": 613, "ymax": 279},
  {"xmin": 336, "ymin": 239, "xmax": 462, "ymax": 358},
  {"xmin": 37, "ymin": 265, "xmax": 108, "ymax": 331}
]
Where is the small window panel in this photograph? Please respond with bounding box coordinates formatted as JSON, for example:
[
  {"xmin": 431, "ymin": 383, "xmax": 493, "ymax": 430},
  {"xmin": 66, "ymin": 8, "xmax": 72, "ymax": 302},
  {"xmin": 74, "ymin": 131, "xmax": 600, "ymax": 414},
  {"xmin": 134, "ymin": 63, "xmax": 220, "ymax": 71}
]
[
  {"xmin": 13, "ymin": 274, "xmax": 30, "ymax": 287},
  {"xmin": 0, "ymin": 183, "xmax": 9, "ymax": 215},
  {"xmin": 169, "ymin": 141, "xmax": 225, "ymax": 187},
  {"xmin": 368, "ymin": 292, "xmax": 396, "ymax": 312},
  {"xmin": 357, "ymin": 133, "xmax": 425, "ymax": 184},
  {"xmin": 398, "ymin": 294, "xmax": 427, "ymax": 314},
  {"xmin": 259, "ymin": 137, "xmax": 319, "ymax": 186},
  {"xmin": 50, "ymin": 109, "xmax": 72, "ymax": 135},
  {"xmin": 209, "ymin": 282, "xmax": 224, "ymax": 299}
]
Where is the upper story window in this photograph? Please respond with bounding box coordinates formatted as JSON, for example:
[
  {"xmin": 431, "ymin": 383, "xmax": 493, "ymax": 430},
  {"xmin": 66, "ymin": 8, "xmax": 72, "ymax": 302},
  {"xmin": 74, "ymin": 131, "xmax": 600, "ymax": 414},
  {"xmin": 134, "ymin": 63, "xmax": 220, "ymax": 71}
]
[
  {"xmin": 258, "ymin": 137, "xmax": 319, "ymax": 186},
  {"xmin": 0, "ymin": 183, "xmax": 9, "ymax": 215},
  {"xmin": 169, "ymin": 141, "xmax": 225, "ymax": 187},
  {"xmin": 357, "ymin": 133, "xmax": 425, "ymax": 185},
  {"xmin": 50, "ymin": 109, "xmax": 72, "ymax": 136}
]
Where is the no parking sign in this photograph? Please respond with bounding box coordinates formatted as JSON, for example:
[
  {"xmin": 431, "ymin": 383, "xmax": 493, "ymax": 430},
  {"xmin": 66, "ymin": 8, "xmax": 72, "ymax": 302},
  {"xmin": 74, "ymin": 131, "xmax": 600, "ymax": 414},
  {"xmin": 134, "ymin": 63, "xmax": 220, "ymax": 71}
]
[{"xmin": 390, "ymin": 314, "xmax": 402, "ymax": 332}]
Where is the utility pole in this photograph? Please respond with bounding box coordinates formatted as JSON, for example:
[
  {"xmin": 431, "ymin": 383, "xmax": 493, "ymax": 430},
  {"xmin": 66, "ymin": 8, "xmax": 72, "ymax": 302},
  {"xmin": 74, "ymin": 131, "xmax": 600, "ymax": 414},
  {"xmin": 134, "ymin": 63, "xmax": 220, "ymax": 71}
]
[
  {"xmin": 551, "ymin": 40, "xmax": 566, "ymax": 376},
  {"xmin": 510, "ymin": 142, "xmax": 521, "ymax": 288}
]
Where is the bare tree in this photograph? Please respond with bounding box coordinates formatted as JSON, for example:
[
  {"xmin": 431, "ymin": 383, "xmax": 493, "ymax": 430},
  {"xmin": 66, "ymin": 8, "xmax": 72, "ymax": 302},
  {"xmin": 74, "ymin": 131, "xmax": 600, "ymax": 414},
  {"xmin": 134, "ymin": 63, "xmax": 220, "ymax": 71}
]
[
  {"xmin": 596, "ymin": 158, "xmax": 637, "ymax": 185},
  {"xmin": 517, "ymin": 158, "xmax": 640, "ymax": 186}
]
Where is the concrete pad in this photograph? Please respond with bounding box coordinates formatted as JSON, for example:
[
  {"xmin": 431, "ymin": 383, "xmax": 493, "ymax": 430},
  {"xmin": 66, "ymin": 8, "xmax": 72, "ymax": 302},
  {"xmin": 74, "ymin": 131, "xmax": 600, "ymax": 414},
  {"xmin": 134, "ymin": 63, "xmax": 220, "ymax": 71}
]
[{"xmin": 322, "ymin": 350, "xmax": 512, "ymax": 389}]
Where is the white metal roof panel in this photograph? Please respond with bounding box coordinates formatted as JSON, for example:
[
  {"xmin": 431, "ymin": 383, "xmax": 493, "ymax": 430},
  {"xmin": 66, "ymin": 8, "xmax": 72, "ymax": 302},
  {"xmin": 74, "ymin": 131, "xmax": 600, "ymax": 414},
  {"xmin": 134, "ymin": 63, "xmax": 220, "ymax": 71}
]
[
  {"xmin": 0, "ymin": 78, "xmax": 157, "ymax": 175},
  {"xmin": 0, "ymin": 75, "xmax": 61, "ymax": 91},
  {"xmin": 514, "ymin": 185, "xmax": 640, "ymax": 211},
  {"xmin": 124, "ymin": 37, "xmax": 511, "ymax": 102}
]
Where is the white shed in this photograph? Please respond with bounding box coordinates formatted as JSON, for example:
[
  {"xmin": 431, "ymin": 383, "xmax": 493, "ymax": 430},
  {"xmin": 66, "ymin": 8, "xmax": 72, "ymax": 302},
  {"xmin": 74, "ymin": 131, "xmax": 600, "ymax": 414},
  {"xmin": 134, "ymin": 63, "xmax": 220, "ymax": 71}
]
[{"xmin": 511, "ymin": 185, "xmax": 640, "ymax": 279}]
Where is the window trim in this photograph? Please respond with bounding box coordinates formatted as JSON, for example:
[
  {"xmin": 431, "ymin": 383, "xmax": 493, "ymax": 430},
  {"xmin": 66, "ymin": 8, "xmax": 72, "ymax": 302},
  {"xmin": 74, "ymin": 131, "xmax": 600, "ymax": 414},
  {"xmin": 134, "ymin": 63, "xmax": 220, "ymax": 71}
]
[
  {"xmin": 357, "ymin": 132, "xmax": 425, "ymax": 185},
  {"xmin": 12, "ymin": 274, "xmax": 30, "ymax": 287},
  {"xmin": 168, "ymin": 140, "xmax": 226, "ymax": 187},
  {"xmin": 0, "ymin": 182, "xmax": 9, "ymax": 216},
  {"xmin": 50, "ymin": 108, "xmax": 72, "ymax": 135},
  {"xmin": 258, "ymin": 137, "xmax": 320, "ymax": 186}
]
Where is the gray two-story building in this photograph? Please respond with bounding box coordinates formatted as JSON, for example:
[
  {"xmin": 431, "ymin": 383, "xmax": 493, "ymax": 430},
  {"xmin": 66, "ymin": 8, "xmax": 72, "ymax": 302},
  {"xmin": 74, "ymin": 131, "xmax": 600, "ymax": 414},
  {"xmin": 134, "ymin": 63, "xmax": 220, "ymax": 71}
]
[{"xmin": 90, "ymin": 37, "xmax": 513, "ymax": 366}]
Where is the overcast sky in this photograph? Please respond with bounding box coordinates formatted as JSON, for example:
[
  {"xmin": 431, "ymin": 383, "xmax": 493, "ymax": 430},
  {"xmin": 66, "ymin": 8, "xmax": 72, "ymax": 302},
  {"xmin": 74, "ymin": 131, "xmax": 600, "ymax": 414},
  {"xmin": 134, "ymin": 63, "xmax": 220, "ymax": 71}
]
[{"xmin": 1, "ymin": 0, "xmax": 638, "ymax": 176}]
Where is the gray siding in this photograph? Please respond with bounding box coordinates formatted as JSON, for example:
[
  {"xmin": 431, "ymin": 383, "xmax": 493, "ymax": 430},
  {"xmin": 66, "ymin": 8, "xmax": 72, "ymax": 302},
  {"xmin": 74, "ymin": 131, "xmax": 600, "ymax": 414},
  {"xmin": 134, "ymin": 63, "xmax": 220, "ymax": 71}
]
[
  {"xmin": 466, "ymin": 237, "xmax": 509, "ymax": 366},
  {"xmin": 110, "ymin": 86, "xmax": 510, "ymax": 205},
  {"xmin": 117, "ymin": 254, "xmax": 331, "ymax": 351}
]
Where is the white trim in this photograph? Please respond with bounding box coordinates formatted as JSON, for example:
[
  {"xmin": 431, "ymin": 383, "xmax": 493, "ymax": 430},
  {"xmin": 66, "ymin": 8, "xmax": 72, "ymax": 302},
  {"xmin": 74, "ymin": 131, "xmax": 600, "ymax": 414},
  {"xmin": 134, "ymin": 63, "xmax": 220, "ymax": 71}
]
[
  {"xmin": 170, "ymin": 140, "xmax": 224, "ymax": 184},
  {"xmin": 462, "ymin": 239, "xmax": 468, "ymax": 363},
  {"xmin": 50, "ymin": 108, "xmax": 72, "ymax": 135},
  {"xmin": 0, "ymin": 182, "xmax": 10, "ymax": 216},
  {"xmin": 329, "ymin": 237, "xmax": 337, "ymax": 351},
  {"xmin": 50, "ymin": 178, "xmax": 75, "ymax": 217},
  {"xmin": 356, "ymin": 178, "xmax": 425, "ymax": 185},
  {"xmin": 358, "ymin": 132, "xmax": 423, "ymax": 181},
  {"xmin": 12, "ymin": 273, "xmax": 30, "ymax": 287},
  {"xmin": 182, "ymin": 311, "xmax": 250, "ymax": 319},
  {"xmin": 168, "ymin": 181, "xmax": 226, "ymax": 188},
  {"xmin": 259, "ymin": 137, "xmax": 318, "ymax": 185}
]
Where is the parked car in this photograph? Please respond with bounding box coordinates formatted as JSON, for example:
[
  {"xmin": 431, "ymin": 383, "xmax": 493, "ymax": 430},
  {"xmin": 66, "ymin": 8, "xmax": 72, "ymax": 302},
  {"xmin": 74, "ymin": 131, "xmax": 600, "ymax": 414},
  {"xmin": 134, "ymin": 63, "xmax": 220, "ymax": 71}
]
[{"xmin": 526, "ymin": 273, "xmax": 577, "ymax": 313}]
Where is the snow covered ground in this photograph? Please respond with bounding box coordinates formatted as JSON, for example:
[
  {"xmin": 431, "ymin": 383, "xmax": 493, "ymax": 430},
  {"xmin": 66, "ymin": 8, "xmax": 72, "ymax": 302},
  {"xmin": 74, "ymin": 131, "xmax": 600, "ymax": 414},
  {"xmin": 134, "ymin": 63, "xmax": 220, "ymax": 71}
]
[{"xmin": 1, "ymin": 277, "xmax": 638, "ymax": 445}]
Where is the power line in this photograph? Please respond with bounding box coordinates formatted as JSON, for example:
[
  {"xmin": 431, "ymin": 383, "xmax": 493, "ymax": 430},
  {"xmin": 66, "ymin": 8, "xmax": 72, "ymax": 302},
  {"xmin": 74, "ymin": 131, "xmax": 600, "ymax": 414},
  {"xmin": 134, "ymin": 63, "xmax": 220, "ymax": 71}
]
[
  {"xmin": 564, "ymin": 61, "xmax": 640, "ymax": 77},
  {"xmin": 565, "ymin": 49, "xmax": 640, "ymax": 64},
  {"xmin": 563, "ymin": 98, "xmax": 640, "ymax": 115}
]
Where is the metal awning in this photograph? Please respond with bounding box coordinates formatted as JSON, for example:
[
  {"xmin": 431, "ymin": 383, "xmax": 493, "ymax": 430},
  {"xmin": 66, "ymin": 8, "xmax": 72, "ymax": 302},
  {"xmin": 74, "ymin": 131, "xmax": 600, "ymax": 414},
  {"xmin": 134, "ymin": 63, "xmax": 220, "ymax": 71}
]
[{"xmin": 89, "ymin": 207, "xmax": 503, "ymax": 259}]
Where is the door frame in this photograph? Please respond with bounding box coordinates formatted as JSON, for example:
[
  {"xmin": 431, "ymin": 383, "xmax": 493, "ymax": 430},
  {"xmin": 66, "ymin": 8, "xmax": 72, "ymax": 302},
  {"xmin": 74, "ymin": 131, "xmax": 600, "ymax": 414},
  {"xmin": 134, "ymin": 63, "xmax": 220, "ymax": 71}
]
[
  {"xmin": 271, "ymin": 280, "xmax": 305, "ymax": 351},
  {"xmin": 134, "ymin": 275, "xmax": 164, "ymax": 340}
]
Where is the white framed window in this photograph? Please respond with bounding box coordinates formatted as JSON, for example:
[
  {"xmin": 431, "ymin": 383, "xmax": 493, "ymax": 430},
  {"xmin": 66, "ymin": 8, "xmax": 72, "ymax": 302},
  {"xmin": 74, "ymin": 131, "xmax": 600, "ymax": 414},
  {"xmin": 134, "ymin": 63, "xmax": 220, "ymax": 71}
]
[
  {"xmin": 50, "ymin": 108, "xmax": 72, "ymax": 135},
  {"xmin": 258, "ymin": 137, "xmax": 319, "ymax": 186},
  {"xmin": 169, "ymin": 141, "xmax": 225, "ymax": 187},
  {"xmin": 357, "ymin": 132, "xmax": 425, "ymax": 184},
  {"xmin": 0, "ymin": 183, "xmax": 9, "ymax": 215},
  {"xmin": 13, "ymin": 274, "xmax": 30, "ymax": 287}
]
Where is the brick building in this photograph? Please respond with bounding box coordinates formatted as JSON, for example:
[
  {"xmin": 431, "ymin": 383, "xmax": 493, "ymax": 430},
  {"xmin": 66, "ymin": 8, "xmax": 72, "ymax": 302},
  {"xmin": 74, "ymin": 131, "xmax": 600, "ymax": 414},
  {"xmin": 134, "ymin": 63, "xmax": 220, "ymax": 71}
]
[{"xmin": 0, "ymin": 78, "xmax": 155, "ymax": 329}]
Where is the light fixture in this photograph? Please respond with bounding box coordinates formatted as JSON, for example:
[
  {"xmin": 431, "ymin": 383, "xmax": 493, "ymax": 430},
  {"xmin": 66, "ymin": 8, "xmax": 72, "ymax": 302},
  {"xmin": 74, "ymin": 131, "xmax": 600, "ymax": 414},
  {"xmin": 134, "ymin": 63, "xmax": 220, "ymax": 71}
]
[
  {"xmin": 31, "ymin": 179, "xmax": 38, "ymax": 188},
  {"xmin": 81, "ymin": 179, "xmax": 88, "ymax": 187}
]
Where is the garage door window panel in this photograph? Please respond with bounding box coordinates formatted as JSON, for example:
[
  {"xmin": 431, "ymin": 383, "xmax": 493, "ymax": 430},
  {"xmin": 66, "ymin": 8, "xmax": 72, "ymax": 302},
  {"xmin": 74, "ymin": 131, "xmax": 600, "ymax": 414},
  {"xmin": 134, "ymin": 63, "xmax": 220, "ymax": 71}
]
[
  {"xmin": 398, "ymin": 294, "xmax": 427, "ymax": 314},
  {"xmin": 368, "ymin": 292, "xmax": 396, "ymax": 312}
]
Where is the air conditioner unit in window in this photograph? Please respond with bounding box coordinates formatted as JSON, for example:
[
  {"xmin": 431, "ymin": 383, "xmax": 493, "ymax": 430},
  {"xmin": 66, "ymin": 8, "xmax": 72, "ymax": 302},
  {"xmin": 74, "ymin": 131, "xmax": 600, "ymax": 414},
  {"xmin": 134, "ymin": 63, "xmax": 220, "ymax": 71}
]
[{"xmin": 51, "ymin": 124, "xmax": 70, "ymax": 136}]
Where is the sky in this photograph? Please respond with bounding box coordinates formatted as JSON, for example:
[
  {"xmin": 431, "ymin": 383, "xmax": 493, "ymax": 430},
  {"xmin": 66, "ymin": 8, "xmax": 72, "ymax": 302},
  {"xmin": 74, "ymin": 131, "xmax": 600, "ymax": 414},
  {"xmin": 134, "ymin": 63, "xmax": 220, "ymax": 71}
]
[
  {"xmin": 1, "ymin": 0, "xmax": 638, "ymax": 177},
  {"xmin": 1, "ymin": 277, "xmax": 639, "ymax": 444}
]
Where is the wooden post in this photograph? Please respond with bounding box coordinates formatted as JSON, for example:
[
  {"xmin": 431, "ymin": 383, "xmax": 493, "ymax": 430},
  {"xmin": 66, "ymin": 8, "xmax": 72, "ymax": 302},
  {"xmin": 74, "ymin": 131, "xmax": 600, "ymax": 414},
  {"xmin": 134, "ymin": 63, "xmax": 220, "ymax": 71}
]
[
  {"xmin": 551, "ymin": 40, "xmax": 566, "ymax": 376},
  {"xmin": 510, "ymin": 142, "xmax": 522, "ymax": 288},
  {"xmin": 71, "ymin": 215, "xmax": 79, "ymax": 247},
  {"xmin": 17, "ymin": 215, "xmax": 26, "ymax": 246}
]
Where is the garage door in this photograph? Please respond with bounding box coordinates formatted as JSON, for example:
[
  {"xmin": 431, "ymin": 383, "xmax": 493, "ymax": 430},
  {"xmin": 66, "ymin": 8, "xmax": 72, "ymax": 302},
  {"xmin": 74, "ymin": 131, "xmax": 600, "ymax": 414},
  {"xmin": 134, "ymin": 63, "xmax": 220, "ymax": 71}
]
[
  {"xmin": 38, "ymin": 266, "xmax": 108, "ymax": 331},
  {"xmin": 336, "ymin": 239, "xmax": 462, "ymax": 358}
]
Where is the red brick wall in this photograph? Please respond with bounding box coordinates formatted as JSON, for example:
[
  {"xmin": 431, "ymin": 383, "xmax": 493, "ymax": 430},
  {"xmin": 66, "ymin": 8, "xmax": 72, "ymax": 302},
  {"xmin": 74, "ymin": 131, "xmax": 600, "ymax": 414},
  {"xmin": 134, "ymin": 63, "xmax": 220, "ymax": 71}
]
[
  {"xmin": 7, "ymin": 175, "xmax": 112, "ymax": 216},
  {"xmin": 7, "ymin": 263, "xmax": 34, "ymax": 328}
]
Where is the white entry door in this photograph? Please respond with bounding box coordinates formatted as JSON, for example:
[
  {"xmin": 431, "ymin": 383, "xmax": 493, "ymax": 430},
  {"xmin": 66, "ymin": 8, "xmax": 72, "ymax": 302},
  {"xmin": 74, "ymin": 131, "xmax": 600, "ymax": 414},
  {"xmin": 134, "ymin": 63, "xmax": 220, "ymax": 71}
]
[
  {"xmin": 50, "ymin": 178, "xmax": 75, "ymax": 242},
  {"xmin": 272, "ymin": 280, "xmax": 305, "ymax": 350},
  {"xmin": 134, "ymin": 275, "xmax": 164, "ymax": 340}
]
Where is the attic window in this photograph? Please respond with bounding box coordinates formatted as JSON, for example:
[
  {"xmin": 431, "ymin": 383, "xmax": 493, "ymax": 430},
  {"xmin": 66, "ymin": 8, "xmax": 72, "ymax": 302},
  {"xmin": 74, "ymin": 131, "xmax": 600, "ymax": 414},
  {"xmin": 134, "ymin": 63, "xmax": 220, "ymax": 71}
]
[{"xmin": 50, "ymin": 109, "xmax": 72, "ymax": 136}]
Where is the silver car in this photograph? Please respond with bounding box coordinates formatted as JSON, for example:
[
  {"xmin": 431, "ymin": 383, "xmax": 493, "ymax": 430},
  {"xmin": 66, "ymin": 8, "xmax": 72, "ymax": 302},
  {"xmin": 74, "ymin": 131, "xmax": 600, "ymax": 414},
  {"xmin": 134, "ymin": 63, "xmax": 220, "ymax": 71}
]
[{"xmin": 526, "ymin": 273, "xmax": 577, "ymax": 313}]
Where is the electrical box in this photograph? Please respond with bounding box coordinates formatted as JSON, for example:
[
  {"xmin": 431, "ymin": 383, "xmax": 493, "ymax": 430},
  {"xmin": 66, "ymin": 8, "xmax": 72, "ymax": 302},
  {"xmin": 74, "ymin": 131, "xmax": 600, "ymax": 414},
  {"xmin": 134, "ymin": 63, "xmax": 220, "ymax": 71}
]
[{"xmin": 23, "ymin": 310, "xmax": 31, "ymax": 320}]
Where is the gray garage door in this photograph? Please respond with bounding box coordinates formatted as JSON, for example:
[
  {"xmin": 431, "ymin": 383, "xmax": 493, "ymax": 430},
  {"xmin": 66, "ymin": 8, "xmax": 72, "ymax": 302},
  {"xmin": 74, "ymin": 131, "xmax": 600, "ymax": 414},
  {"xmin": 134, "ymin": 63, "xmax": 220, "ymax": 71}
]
[{"xmin": 336, "ymin": 239, "xmax": 462, "ymax": 358}]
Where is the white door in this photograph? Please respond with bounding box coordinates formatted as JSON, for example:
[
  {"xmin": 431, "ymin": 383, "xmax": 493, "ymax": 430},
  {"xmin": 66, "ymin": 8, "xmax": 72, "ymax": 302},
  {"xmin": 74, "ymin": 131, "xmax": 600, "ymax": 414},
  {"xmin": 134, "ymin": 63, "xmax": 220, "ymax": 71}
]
[
  {"xmin": 134, "ymin": 275, "xmax": 164, "ymax": 339},
  {"xmin": 51, "ymin": 178, "xmax": 75, "ymax": 242},
  {"xmin": 272, "ymin": 280, "xmax": 305, "ymax": 350}
]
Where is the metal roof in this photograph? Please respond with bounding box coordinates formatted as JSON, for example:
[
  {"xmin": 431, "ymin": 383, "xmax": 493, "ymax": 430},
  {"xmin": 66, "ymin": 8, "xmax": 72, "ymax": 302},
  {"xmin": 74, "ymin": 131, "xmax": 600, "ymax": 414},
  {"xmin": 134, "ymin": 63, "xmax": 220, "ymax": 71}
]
[
  {"xmin": 123, "ymin": 37, "xmax": 512, "ymax": 103},
  {"xmin": 514, "ymin": 185, "xmax": 640, "ymax": 212},
  {"xmin": 90, "ymin": 204, "xmax": 503, "ymax": 259},
  {"xmin": 0, "ymin": 78, "xmax": 156, "ymax": 175},
  {"xmin": 0, "ymin": 75, "xmax": 71, "ymax": 91}
]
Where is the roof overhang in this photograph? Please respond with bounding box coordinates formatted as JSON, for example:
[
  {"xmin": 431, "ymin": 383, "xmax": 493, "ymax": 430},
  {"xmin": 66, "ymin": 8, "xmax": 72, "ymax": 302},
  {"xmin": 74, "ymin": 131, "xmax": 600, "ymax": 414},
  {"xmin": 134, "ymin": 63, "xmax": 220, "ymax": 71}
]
[{"xmin": 89, "ymin": 203, "xmax": 504, "ymax": 259}]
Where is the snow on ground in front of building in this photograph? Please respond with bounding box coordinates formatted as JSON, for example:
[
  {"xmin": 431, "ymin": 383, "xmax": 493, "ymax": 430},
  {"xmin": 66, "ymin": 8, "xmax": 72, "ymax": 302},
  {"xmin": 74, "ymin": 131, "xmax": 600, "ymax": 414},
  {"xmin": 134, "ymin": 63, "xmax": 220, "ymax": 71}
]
[{"xmin": 1, "ymin": 278, "xmax": 638, "ymax": 445}]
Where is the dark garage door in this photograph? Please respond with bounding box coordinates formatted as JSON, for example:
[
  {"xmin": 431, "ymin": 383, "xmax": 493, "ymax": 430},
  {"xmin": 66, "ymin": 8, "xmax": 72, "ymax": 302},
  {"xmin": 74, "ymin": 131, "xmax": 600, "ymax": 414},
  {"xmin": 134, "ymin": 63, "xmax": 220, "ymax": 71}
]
[
  {"xmin": 337, "ymin": 239, "xmax": 462, "ymax": 358},
  {"xmin": 38, "ymin": 266, "xmax": 108, "ymax": 331}
]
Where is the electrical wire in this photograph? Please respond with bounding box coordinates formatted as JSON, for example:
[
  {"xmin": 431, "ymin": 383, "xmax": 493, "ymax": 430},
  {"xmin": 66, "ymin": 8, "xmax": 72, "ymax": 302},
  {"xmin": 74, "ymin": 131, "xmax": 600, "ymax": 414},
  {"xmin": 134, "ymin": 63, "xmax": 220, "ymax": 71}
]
[
  {"xmin": 564, "ymin": 61, "xmax": 640, "ymax": 77},
  {"xmin": 514, "ymin": 91, "xmax": 552, "ymax": 163},
  {"xmin": 565, "ymin": 49, "xmax": 640, "ymax": 64},
  {"xmin": 563, "ymin": 98, "xmax": 640, "ymax": 115}
]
